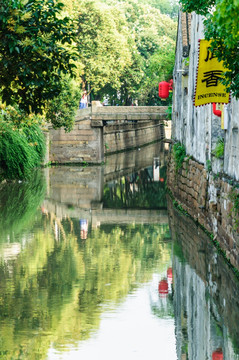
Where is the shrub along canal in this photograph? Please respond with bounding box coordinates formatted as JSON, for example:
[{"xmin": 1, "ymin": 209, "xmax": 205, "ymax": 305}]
[{"xmin": 0, "ymin": 143, "xmax": 238, "ymax": 359}]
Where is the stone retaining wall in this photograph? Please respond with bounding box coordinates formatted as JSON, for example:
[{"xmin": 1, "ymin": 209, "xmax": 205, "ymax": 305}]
[
  {"xmin": 167, "ymin": 152, "xmax": 239, "ymax": 269},
  {"xmin": 48, "ymin": 107, "xmax": 170, "ymax": 163},
  {"xmin": 49, "ymin": 116, "xmax": 104, "ymax": 164},
  {"xmin": 104, "ymin": 121, "xmax": 170, "ymax": 154}
]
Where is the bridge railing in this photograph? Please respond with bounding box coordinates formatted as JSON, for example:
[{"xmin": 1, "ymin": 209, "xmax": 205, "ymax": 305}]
[{"xmin": 90, "ymin": 105, "xmax": 168, "ymax": 126}]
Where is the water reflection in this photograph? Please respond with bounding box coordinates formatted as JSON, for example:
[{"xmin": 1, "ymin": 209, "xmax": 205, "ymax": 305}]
[
  {"xmin": 104, "ymin": 143, "xmax": 167, "ymax": 209},
  {"xmin": 168, "ymin": 198, "xmax": 239, "ymax": 360},
  {"xmin": 0, "ymin": 144, "xmax": 173, "ymax": 359},
  {"xmin": 0, "ymin": 220, "xmax": 172, "ymax": 359},
  {"xmin": 0, "ymin": 171, "xmax": 46, "ymax": 244},
  {"xmin": 0, "ymin": 143, "xmax": 239, "ymax": 359}
]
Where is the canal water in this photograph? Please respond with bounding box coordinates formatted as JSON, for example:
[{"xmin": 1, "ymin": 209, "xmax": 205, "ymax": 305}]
[{"xmin": 0, "ymin": 142, "xmax": 239, "ymax": 360}]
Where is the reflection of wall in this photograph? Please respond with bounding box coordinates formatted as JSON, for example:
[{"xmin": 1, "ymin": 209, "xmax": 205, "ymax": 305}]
[
  {"xmin": 104, "ymin": 142, "xmax": 167, "ymax": 183},
  {"xmin": 43, "ymin": 165, "xmax": 169, "ymax": 226},
  {"xmin": 47, "ymin": 144, "xmax": 168, "ymax": 211},
  {"xmin": 168, "ymin": 199, "xmax": 239, "ymax": 360},
  {"xmin": 46, "ymin": 166, "xmax": 104, "ymax": 209}
]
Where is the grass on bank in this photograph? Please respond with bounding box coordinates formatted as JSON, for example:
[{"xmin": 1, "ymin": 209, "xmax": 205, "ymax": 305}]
[{"xmin": 0, "ymin": 106, "xmax": 46, "ymax": 180}]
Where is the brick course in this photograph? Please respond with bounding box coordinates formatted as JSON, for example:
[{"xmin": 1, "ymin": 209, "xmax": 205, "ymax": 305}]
[{"xmin": 167, "ymin": 151, "xmax": 239, "ymax": 269}]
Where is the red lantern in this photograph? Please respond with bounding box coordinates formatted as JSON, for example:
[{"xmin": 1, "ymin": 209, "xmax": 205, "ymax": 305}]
[
  {"xmin": 158, "ymin": 279, "xmax": 168, "ymax": 297},
  {"xmin": 159, "ymin": 81, "xmax": 170, "ymax": 99},
  {"xmin": 168, "ymin": 79, "xmax": 173, "ymax": 91},
  {"xmin": 213, "ymin": 103, "xmax": 222, "ymax": 117},
  {"xmin": 212, "ymin": 350, "xmax": 223, "ymax": 360},
  {"xmin": 167, "ymin": 267, "xmax": 173, "ymax": 283}
]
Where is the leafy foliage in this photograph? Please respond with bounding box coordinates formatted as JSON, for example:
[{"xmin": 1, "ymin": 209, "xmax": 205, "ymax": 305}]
[
  {"xmin": 173, "ymin": 142, "xmax": 186, "ymax": 172},
  {"xmin": 75, "ymin": 0, "xmax": 177, "ymax": 105},
  {"xmin": 76, "ymin": 0, "xmax": 131, "ymax": 94},
  {"xmin": 0, "ymin": 0, "xmax": 78, "ymax": 114},
  {"xmin": 180, "ymin": 0, "xmax": 215, "ymax": 15},
  {"xmin": 0, "ymin": 0, "xmax": 177, "ymax": 114},
  {"xmin": 0, "ymin": 107, "xmax": 46, "ymax": 179},
  {"xmin": 149, "ymin": 0, "xmax": 179, "ymax": 18},
  {"xmin": 141, "ymin": 37, "xmax": 175, "ymax": 105},
  {"xmin": 212, "ymin": 137, "xmax": 224, "ymax": 159},
  {"xmin": 180, "ymin": 0, "xmax": 239, "ymax": 98},
  {"xmin": 45, "ymin": 76, "xmax": 81, "ymax": 132}
]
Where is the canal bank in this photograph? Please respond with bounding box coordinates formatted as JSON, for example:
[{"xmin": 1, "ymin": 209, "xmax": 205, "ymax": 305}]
[
  {"xmin": 167, "ymin": 11, "xmax": 239, "ymax": 270},
  {"xmin": 167, "ymin": 153, "xmax": 239, "ymax": 270}
]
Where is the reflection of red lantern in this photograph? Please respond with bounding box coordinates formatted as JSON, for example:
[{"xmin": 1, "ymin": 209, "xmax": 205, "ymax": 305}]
[
  {"xmin": 41, "ymin": 206, "xmax": 48, "ymax": 215},
  {"xmin": 212, "ymin": 350, "xmax": 223, "ymax": 360},
  {"xmin": 159, "ymin": 81, "xmax": 170, "ymax": 99},
  {"xmin": 167, "ymin": 267, "xmax": 173, "ymax": 283},
  {"xmin": 158, "ymin": 279, "xmax": 168, "ymax": 297}
]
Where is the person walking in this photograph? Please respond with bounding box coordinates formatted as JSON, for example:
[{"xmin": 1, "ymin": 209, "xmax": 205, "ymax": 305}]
[{"xmin": 80, "ymin": 90, "xmax": 88, "ymax": 109}]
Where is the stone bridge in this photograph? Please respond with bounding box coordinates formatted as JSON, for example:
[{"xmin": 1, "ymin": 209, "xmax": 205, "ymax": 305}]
[{"xmin": 47, "ymin": 105, "xmax": 170, "ymax": 164}]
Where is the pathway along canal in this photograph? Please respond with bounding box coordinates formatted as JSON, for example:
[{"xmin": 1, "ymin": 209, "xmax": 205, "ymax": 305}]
[{"xmin": 0, "ymin": 142, "xmax": 239, "ymax": 360}]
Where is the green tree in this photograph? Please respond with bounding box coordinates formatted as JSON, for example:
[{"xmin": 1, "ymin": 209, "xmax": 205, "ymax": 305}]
[
  {"xmin": 139, "ymin": 35, "xmax": 175, "ymax": 105},
  {"xmin": 135, "ymin": 0, "xmax": 179, "ymax": 18},
  {"xmin": 76, "ymin": 0, "xmax": 131, "ymax": 96},
  {"xmin": 153, "ymin": 0, "xmax": 179, "ymax": 18},
  {"xmin": 45, "ymin": 75, "xmax": 80, "ymax": 132},
  {"xmin": 75, "ymin": 0, "xmax": 177, "ymax": 105},
  {"xmin": 180, "ymin": 0, "xmax": 239, "ymax": 98},
  {"xmin": 0, "ymin": 0, "xmax": 78, "ymax": 114},
  {"xmin": 100, "ymin": 41, "xmax": 144, "ymax": 105},
  {"xmin": 121, "ymin": 0, "xmax": 177, "ymax": 104}
]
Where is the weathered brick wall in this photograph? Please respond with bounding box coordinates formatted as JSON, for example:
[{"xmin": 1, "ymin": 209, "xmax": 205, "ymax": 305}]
[
  {"xmin": 104, "ymin": 120, "xmax": 170, "ymax": 154},
  {"xmin": 49, "ymin": 118, "xmax": 104, "ymax": 164},
  {"xmin": 167, "ymin": 152, "xmax": 239, "ymax": 268}
]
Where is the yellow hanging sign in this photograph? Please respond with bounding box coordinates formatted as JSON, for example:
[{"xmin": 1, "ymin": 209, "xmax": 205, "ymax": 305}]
[{"xmin": 194, "ymin": 40, "xmax": 230, "ymax": 106}]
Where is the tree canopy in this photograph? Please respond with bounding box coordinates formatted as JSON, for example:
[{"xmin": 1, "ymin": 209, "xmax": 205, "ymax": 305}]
[
  {"xmin": 0, "ymin": 0, "xmax": 177, "ymax": 123},
  {"xmin": 180, "ymin": 0, "xmax": 239, "ymax": 98},
  {"xmin": 76, "ymin": 1, "xmax": 132, "ymax": 93},
  {"xmin": 0, "ymin": 0, "xmax": 78, "ymax": 114},
  {"xmin": 74, "ymin": 0, "xmax": 177, "ymax": 105}
]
